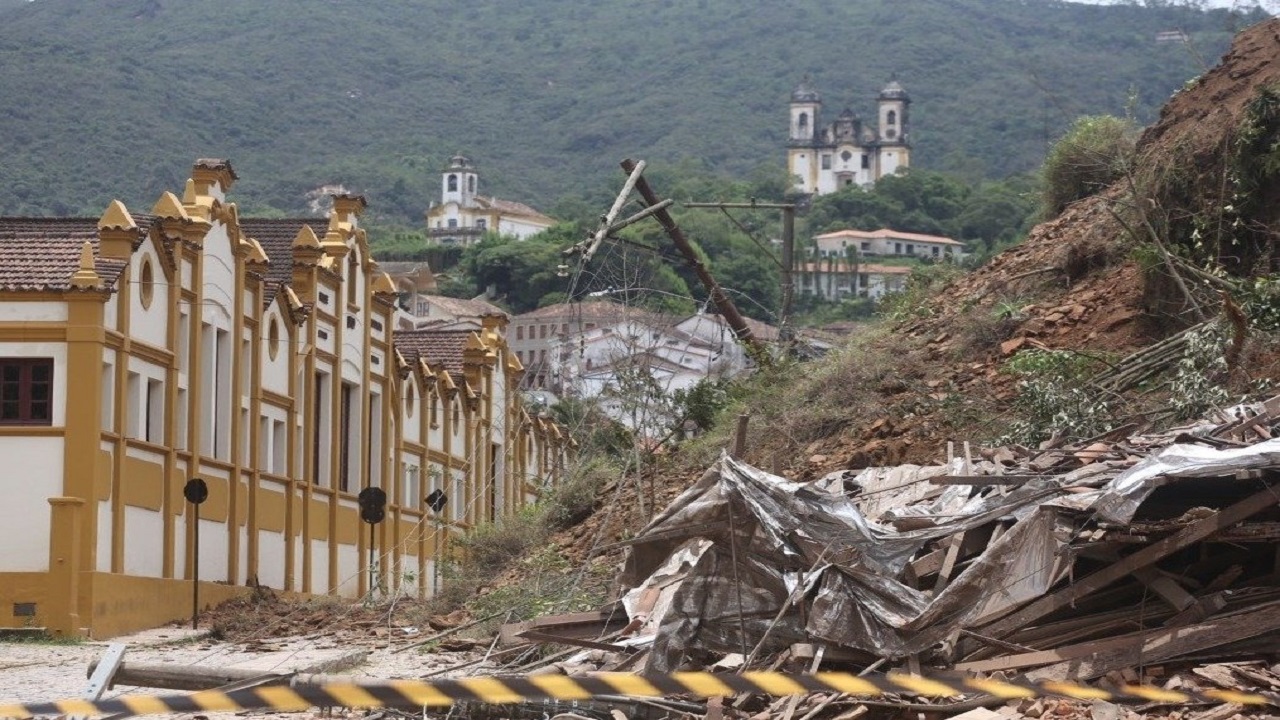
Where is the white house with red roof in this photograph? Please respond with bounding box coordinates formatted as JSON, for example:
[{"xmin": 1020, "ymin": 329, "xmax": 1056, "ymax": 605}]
[{"xmin": 814, "ymin": 228, "xmax": 964, "ymax": 261}]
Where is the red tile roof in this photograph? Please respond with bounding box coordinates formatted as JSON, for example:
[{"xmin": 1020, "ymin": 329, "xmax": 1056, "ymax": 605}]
[
  {"xmin": 418, "ymin": 294, "xmax": 507, "ymax": 320},
  {"xmin": 393, "ymin": 329, "xmax": 474, "ymax": 373},
  {"xmin": 0, "ymin": 217, "xmax": 135, "ymax": 291},
  {"xmin": 815, "ymin": 228, "xmax": 964, "ymax": 246},
  {"xmin": 514, "ymin": 300, "xmax": 665, "ymax": 324},
  {"xmin": 239, "ymin": 218, "xmax": 328, "ymax": 286},
  {"xmin": 473, "ymin": 196, "xmax": 555, "ymax": 224}
]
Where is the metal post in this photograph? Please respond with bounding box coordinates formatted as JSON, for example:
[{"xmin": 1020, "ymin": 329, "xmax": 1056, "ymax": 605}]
[
  {"xmin": 780, "ymin": 205, "xmax": 795, "ymax": 340},
  {"xmin": 191, "ymin": 502, "xmax": 199, "ymax": 630},
  {"xmin": 368, "ymin": 522, "xmax": 376, "ymax": 594}
]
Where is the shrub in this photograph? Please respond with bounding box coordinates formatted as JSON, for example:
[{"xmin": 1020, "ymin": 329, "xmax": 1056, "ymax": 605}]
[
  {"xmin": 1002, "ymin": 349, "xmax": 1114, "ymax": 445},
  {"xmin": 1042, "ymin": 115, "xmax": 1136, "ymax": 218},
  {"xmin": 1170, "ymin": 321, "xmax": 1230, "ymax": 420}
]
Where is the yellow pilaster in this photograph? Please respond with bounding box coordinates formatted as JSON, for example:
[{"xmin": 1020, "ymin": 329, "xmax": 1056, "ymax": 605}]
[{"xmin": 46, "ymin": 497, "xmax": 85, "ymax": 638}]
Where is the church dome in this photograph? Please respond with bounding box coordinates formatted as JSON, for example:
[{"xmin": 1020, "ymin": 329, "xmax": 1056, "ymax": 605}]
[
  {"xmin": 791, "ymin": 80, "xmax": 821, "ymax": 103},
  {"xmin": 879, "ymin": 79, "xmax": 909, "ymax": 100}
]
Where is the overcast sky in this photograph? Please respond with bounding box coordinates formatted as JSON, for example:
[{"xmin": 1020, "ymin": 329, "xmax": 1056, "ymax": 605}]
[{"xmin": 1068, "ymin": 0, "xmax": 1274, "ymax": 7}]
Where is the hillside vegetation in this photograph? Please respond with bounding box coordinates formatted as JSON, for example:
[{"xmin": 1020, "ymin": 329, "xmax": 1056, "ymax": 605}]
[{"xmin": 0, "ymin": 0, "xmax": 1263, "ymax": 226}]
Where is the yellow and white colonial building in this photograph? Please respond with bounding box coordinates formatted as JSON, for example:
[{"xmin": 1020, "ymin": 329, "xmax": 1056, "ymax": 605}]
[
  {"xmin": 0, "ymin": 159, "xmax": 567, "ymax": 639},
  {"xmin": 425, "ymin": 155, "xmax": 556, "ymax": 246}
]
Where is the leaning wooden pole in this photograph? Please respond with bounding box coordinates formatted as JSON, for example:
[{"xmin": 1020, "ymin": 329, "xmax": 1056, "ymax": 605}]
[{"xmin": 619, "ymin": 158, "xmax": 766, "ymax": 361}]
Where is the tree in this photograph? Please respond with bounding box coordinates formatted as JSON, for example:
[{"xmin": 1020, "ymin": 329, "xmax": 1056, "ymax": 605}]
[
  {"xmin": 460, "ymin": 230, "xmax": 570, "ymax": 312},
  {"xmin": 1041, "ymin": 115, "xmax": 1136, "ymax": 218}
]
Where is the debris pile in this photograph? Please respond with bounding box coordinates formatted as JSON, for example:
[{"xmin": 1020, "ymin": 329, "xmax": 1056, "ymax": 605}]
[{"xmin": 500, "ymin": 398, "xmax": 1280, "ymax": 718}]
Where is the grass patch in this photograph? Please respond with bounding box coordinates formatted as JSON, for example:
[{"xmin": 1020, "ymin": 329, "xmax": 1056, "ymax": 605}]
[{"xmin": 409, "ymin": 457, "xmax": 617, "ymax": 622}]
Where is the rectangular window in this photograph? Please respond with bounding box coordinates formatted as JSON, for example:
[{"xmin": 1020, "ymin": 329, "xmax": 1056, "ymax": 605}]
[
  {"xmin": 821, "ymin": 154, "xmax": 832, "ymax": 170},
  {"xmin": 146, "ymin": 377, "xmax": 163, "ymax": 443},
  {"xmin": 906, "ymin": 244, "xmax": 914, "ymax": 255},
  {"xmin": 126, "ymin": 371, "xmax": 141, "ymax": 438},
  {"xmin": 447, "ymin": 218, "xmax": 458, "ymax": 229},
  {"xmin": 369, "ymin": 392, "xmax": 383, "ymax": 490},
  {"xmin": 176, "ymin": 388, "xmax": 188, "ymax": 451},
  {"xmin": 932, "ymin": 246, "xmax": 940, "ymax": 257},
  {"xmin": 177, "ymin": 311, "xmax": 190, "ymax": 372},
  {"xmin": 259, "ymin": 416, "xmax": 270, "ymax": 471},
  {"xmin": 861, "ymin": 154, "xmax": 870, "ymax": 170},
  {"xmin": 861, "ymin": 242, "xmax": 870, "ymax": 252},
  {"xmin": 451, "ymin": 471, "xmax": 466, "ymax": 523},
  {"xmin": 404, "ymin": 463, "xmax": 420, "ymax": 509},
  {"xmin": 215, "ymin": 328, "xmax": 230, "ymax": 458},
  {"xmin": 201, "ymin": 323, "xmax": 229, "ymax": 457},
  {"xmin": 272, "ymin": 419, "xmax": 287, "ymax": 476},
  {"xmin": 894, "ymin": 242, "xmax": 902, "ymax": 254},
  {"xmin": 516, "ymin": 326, "xmax": 523, "ymax": 340},
  {"xmin": 313, "ymin": 371, "xmax": 331, "ymax": 486},
  {"xmin": 540, "ymin": 324, "xmax": 547, "ymax": 339},
  {"xmin": 340, "ymin": 382, "xmax": 355, "ymax": 493},
  {"xmin": 101, "ymin": 361, "xmax": 114, "ymax": 431},
  {"xmin": 0, "ymin": 358, "xmax": 54, "ymax": 425},
  {"xmin": 476, "ymin": 219, "xmax": 487, "ymax": 230}
]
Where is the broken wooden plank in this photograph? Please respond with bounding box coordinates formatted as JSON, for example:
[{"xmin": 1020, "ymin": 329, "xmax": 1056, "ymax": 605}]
[
  {"xmin": 1163, "ymin": 592, "xmax": 1228, "ymax": 627},
  {"xmin": 929, "ymin": 475, "xmax": 1038, "ymax": 485},
  {"xmin": 933, "ymin": 533, "xmax": 965, "ymax": 594},
  {"xmin": 1133, "ymin": 567, "xmax": 1196, "ymax": 612},
  {"xmin": 1027, "ymin": 599, "xmax": 1280, "ymax": 681},
  {"xmin": 977, "ymin": 486, "xmax": 1280, "ymax": 640},
  {"xmin": 517, "ymin": 630, "xmax": 632, "ymax": 654},
  {"xmin": 500, "ymin": 608, "xmax": 629, "ymax": 646}
]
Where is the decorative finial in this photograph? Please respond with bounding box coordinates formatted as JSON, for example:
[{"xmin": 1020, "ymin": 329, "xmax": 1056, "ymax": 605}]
[{"xmin": 69, "ymin": 241, "xmax": 101, "ymax": 289}]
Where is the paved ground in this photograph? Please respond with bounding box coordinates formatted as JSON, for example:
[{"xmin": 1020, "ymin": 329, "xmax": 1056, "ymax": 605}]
[{"xmin": 0, "ymin": 625, "xmax": 502, "ymax": 717}]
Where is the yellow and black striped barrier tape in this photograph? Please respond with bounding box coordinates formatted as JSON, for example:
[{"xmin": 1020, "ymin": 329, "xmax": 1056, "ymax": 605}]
[{"xmin": 2, "ymin": 671, "xmax": 1277, "ymax": 718}]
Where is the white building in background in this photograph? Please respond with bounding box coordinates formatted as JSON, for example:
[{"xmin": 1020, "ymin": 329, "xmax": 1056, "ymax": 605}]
[
  {"xmin": 788, "ymin": 78, "xmax": 911, "ymax": 195},
  {"xmin": 425, "ymin": 155, "xmax": 556, "ymax": 246},
  {"xmin": 814, "ymin": 228, "xmax": 964, "ymax": 261},
  {"xmin": 798, "ymin": 261, "xmax": 911, "ymax": 301},
  {"xmin": 531, "ymin": 306, "xmax": 777, "ymax": 434}
]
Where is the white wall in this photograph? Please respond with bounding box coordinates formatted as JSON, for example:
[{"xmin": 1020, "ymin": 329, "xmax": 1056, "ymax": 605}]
[
  {"xmin": 258, "ymin": 529, "xmax": 286, "ymax": 589},
  {"xmin": 0, "ymin": 437, "xmax": 62, "ymax": 572},
  {"xmin": 0, "ymin": 302, "xmax": 66, "ymax": 322},
  {"xmin": 128, "ymin": 242, "xmax": 170, "ymax": 350},
  {"xmin": 122, "ymin": 506, "xmax": 164, "ymax": 578}
]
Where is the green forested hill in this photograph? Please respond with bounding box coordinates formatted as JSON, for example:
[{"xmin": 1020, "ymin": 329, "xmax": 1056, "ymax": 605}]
[{"xmin": 0, "ymin": 0, "xmax": 1263, "ymax": 225}]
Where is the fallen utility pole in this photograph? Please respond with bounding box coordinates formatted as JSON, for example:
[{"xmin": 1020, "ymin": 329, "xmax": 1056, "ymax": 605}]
[
  {"xmin": 84, "ymin": 661, "xmax": 379, "ymax": 693},
  {"xmin": 683, "ymin": 201, "xmax": 796, "ymax": 337},
  {"xmin": 619, "ymin": 159, "xmax": 767, "ymax": 361}
]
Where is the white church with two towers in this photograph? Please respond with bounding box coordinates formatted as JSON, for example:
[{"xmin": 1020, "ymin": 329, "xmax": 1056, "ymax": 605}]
[{"xmin": 787, "ymin": 78, "xmax": 911, "ymax": 196}]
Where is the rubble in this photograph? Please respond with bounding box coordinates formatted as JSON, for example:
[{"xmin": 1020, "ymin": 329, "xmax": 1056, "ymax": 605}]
[{"xmin": 499, "ymin": 399, "xmax": 1280, "ymax": 718}]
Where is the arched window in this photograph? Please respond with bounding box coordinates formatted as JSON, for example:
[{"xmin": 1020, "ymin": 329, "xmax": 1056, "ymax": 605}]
[
  {"xmin": 798, "ymin": 112, "xmax": 809, "ymax": 131},
  {"xmin": 447, "ymin": 174, "xmax": 458, "ymax": 192},
  {"xmin": 347, "ymin": 252, "xmax": 359, "ymax": 305},
  {"xmin": 468, "ymin": 176, "xmax": 475, "ymax": 193},
  {"xmin": 886, "ymin": 110, "xmax": 897, "ymax": 126}
]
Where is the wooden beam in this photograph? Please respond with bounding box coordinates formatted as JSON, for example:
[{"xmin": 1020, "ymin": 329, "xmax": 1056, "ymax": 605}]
[
  {"xmin": 1027, "ymin": 599, "xmax": 1280, "ymax": 681},
  {"xmin": 929, "ymin": 476, "xmax": 1038, "ymax": 485},
  {"xmin": 1133, "ymin": 567, "xmax": 1196, "ymax": 612},
  {"xmin": 977, "ymin": 486, "xmax": 1280, "ymax": 640},
  {"xmin": 517, "ymin": 630, "xmax": 632, "ymax": 653}
]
